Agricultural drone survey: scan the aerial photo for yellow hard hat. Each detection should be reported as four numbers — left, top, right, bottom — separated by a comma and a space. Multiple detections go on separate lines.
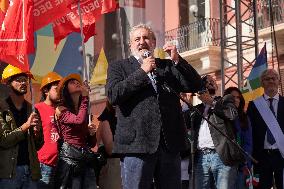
40, 72, 62, 90
57, 73, 82, 98
1, 65, 33, 83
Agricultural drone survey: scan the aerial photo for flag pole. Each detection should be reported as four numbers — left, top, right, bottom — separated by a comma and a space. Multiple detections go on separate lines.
117, 7, 125, 59
77, 1, 88, 81
29, 79, 35, 112
77, 0, 91, 123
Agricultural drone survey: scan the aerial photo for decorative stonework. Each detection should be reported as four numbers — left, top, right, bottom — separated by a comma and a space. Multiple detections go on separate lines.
180, 46, 221, 75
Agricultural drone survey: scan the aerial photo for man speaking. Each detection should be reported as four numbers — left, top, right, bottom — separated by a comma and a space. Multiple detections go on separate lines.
106, 23, 202, 189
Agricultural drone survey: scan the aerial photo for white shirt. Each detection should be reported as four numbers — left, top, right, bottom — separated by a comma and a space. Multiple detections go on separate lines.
197, 104, 215, 149
263, 93, 279, 149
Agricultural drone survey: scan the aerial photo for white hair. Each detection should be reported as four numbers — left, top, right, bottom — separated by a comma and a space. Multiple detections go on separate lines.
260, 69, 279, 81
129, 23, 156, 42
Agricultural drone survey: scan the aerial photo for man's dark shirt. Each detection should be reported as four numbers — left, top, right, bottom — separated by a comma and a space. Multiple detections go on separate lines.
6, 97, 29, 165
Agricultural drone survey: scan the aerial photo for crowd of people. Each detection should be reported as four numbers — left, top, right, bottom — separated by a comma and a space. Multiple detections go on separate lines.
0, 23, 283, 189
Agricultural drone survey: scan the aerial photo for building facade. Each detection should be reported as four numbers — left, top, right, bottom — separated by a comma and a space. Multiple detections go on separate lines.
90, 0, 284, 116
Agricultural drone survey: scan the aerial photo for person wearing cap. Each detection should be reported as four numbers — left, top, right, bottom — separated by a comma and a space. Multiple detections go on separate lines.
53, 73, 97, 189
35, 72, 62, 189
0, 65, 44, 189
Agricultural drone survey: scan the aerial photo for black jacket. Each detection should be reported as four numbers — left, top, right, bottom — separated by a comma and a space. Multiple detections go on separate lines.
106, 56, 201, 154
183, 95, 244, 166
247, 95, 284, 164
0, 99, 44, 180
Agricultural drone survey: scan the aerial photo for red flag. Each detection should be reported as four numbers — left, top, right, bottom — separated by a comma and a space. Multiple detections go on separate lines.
0, 0, 9, 24
102, 0, 118, 13
52, 0, 118, 47
34, 0, 77, 31
52, 0, 102, 47
0, 0, 33, 71
0, 0, 34, 55
0, 54, 30, 72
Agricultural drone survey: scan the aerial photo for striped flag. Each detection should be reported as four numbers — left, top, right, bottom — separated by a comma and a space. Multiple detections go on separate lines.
241, 44, 268, 103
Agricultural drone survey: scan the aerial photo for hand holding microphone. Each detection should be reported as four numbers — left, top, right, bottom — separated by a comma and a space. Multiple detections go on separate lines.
140, 50, 156, 74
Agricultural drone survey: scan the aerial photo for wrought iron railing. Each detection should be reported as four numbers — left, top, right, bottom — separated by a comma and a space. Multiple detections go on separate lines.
257, 0, 284, 30
165, 18, 220, 53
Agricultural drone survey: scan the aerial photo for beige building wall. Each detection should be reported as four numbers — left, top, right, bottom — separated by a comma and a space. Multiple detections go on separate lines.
165, 0, 179, 31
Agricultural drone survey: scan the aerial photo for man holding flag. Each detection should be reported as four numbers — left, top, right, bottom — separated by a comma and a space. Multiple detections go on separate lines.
247, 69, 284, 189
0, 65, 44, 189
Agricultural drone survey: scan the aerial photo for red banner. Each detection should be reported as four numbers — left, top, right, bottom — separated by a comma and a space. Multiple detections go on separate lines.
0, 0, 34, 56
0, 54, 29, 72
52, 0, 102, 47
52, 0, 118, 47
0, 0, 9, 24
0, 0, 32, 71
102, 0, 118, 13
34, 0, 75, 30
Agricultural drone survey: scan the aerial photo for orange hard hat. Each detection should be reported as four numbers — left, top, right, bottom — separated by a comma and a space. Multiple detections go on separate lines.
2, 65, 33, 83
40, 72, 62, 90
57, 73, 82, 98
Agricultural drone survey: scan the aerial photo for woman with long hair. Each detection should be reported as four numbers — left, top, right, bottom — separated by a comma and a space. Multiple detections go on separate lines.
224, 87, 252, 189
54, 73, 97, 189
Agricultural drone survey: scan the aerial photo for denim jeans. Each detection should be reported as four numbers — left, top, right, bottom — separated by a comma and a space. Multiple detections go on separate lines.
120, 146, 181, 189
0, 165, 37, 189
37, 163, 56, 189
195, 151, 235, 189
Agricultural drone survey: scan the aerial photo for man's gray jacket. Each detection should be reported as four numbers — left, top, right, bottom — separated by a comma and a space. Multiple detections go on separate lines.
106, 56, 202, 154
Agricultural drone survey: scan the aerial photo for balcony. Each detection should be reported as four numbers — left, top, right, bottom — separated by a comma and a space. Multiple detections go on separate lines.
165, 18, 221, 74
257, 0, 284, 30
257, 0, 284, 55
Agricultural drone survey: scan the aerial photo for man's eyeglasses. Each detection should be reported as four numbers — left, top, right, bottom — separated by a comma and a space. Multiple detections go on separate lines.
263, 77, 278, 81
14, 76, 28, 83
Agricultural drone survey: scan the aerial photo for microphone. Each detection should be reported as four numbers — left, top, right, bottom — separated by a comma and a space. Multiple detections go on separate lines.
142, 50, 151, 59
141, 50, 158, 84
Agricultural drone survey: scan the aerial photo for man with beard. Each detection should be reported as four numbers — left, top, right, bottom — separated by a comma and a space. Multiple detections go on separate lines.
0, 65, 44, 189
183, 75, 242, 189
106, 23, 202, 189
35, 72, 62, 189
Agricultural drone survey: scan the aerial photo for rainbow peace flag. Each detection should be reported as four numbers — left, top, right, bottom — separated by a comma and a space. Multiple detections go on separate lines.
241, 44, 268, 103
